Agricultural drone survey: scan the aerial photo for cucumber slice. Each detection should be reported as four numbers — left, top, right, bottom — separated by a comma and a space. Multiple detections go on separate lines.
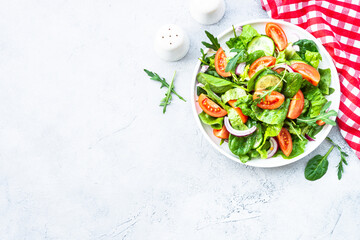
247, 36, 275, 56
255, 73, 283, 92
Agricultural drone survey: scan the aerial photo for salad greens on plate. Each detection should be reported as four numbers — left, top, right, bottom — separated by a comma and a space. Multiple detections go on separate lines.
196, 22, 337, 163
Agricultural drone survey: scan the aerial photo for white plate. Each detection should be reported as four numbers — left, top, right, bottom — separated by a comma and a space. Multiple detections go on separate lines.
191, 19, 340, 168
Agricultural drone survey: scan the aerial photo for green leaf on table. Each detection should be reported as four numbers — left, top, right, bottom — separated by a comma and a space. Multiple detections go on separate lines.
202, 31, 220, 51
305, 145, 334, 181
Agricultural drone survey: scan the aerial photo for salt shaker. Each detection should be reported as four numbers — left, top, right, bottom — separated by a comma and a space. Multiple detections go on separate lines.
190, 0, 225, 25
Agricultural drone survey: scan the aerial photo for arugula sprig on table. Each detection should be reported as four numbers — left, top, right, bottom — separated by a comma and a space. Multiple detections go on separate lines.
304, 137, 349, 181
201, 31, 220, 51
326, 137, 349, 180
144, 69, 186, 113
297, 101, 337, 126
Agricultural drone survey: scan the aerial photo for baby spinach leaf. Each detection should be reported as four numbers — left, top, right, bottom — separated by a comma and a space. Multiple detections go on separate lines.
318, 68, 332, 95
238, 154, 250, 163
305, 145, 334, 181
198, 111, 224, 129
197, 73, 238, 94
305, 50, 322, 68
228, 133, 256, 156
252, 98, 290, 124
246, 50, 265, 65
221, 88, 247, 104
256, 123, 283, 158
282, 72, 303, 98
199, 84, 227, 109
228, 108, 248, 130
234, 95, 257, 119
293, 39, 319, 60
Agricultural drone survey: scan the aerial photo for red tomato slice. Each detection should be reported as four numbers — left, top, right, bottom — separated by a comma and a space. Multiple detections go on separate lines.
277, 128, 293, 157
214, 47, 231, 78
198, 94, 227, 117
228, 100, 248, 123
265, 22, 288, 51
316, 120, 326, 126
287, 90, 304, 119
248, 56, 276, 78
253, 91, 285, 109
291, 62, 320, 86
275, 68, 285, 74
213, 125, 229, 139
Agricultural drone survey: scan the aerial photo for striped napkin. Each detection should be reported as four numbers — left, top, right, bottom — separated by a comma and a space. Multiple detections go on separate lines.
260, 0, 360, 159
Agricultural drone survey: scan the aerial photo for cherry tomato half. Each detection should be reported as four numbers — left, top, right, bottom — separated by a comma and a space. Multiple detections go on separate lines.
248, 56, 276, 79
228, 100, 248, 123
291, 62, 320, 86
213, 125, 230, 139
277, 128, 293, 157
265, 22, 288, 51
198, 94, 227, 118
316, 120, 326, 126
214, 47, 231, 78
287, 90, 304, 119
253, 91, 285, 110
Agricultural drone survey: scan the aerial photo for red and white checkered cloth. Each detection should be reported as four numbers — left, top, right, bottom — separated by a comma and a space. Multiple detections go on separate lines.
260, 0, 360, 159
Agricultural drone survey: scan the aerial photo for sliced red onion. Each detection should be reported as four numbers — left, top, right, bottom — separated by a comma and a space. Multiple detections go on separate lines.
235, 26, 243, 34
305, 134, 315, 141
200, 65, 209, 73
235, 63, 246, 75
267, 137, 279, 158
224, 116, 257, 137
272, 64, 294, 72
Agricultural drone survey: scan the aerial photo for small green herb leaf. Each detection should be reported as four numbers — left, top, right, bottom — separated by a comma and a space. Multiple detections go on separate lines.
225, 49, 247, 73
202, 31, 220, 51
160, 71, 176, 113
326, 137, 349, 180
305, 145, 334, 181
297, 101, 337, 126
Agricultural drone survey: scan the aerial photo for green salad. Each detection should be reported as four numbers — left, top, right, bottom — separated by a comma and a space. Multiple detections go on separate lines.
196, 23, 337, 163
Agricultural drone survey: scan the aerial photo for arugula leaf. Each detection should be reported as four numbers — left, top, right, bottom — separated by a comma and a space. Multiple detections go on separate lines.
198, 111, 224, 129
305, 145, 334, 181
318, 68, 332, 95
202, 31, 220, 51
225, 49, 247, 73
144, 69, 186, 102
159, 71, 176, 113
285, 120, 305, 140
297, 101, 337, 126
326, 137, 349, 180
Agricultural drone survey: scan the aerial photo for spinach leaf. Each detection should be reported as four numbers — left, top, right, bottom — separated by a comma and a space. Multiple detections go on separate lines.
249, 150, 260, 158
256, 123, 283, 158
293, 39, 319, 60
246, 50, 265, 65
228, 108, 248, 130
199, 84, 227, 109
301, 99, 310, 115
228, 133, 256, 156
202, 31, 220, 51
197, 73, 238, 94
252, 98, 290, 124
221, 88, 247, 104
318, 68, 332, 95
303, 87, 327, 118
279, 136, 308, 159
305, 145, 334, 181
282, 72, 303, 97
305, 50, 322, 68
305, 124, 324, 139
198, 111, 224, 129
238, 154, 250, 163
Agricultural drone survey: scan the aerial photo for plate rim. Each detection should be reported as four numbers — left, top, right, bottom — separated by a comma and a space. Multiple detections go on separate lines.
190, 18, 340, 168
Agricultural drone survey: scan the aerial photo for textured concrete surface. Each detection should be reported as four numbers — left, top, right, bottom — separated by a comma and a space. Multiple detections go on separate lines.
0, 0, 359, 239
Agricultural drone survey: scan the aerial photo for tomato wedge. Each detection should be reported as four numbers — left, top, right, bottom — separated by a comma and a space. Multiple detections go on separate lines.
291, 62, 320, 86
198, 94, 227, 117
213, 125, 229, 139
248, 56, 276, 78
228, 100, 248, 123
265, 22, 288, 51
274, 68, 285, 74
277, 128, 293, 157
287, 90, 304, 119
316, 120, 326, 126
253, 91, 285, 109
214, 47, 231, 78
